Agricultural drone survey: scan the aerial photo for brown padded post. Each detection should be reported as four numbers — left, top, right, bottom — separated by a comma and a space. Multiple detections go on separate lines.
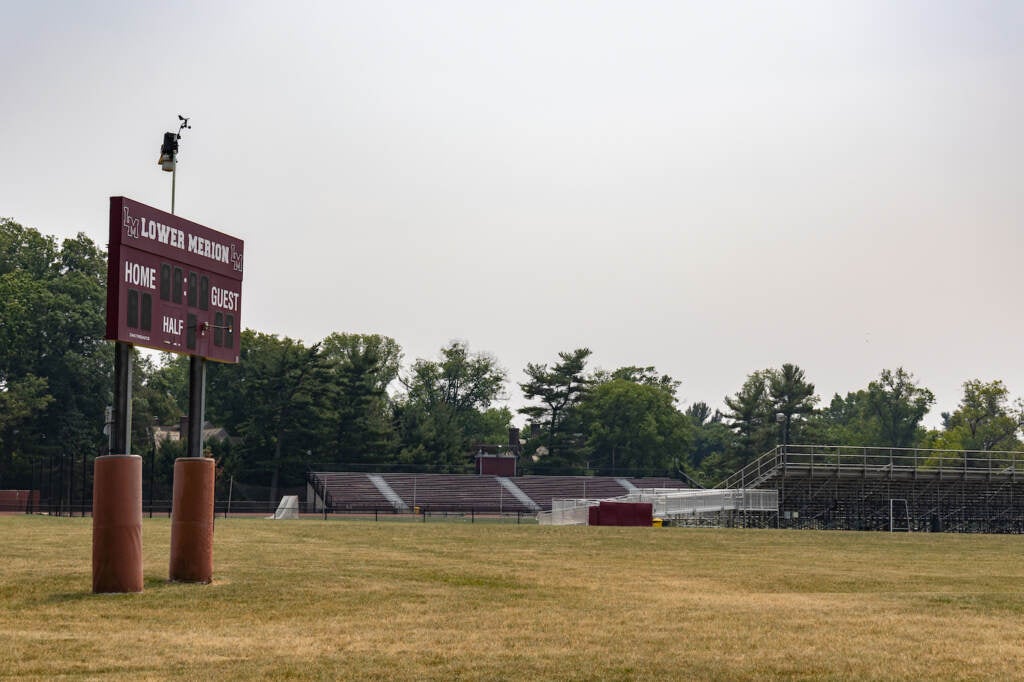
169, 457, 215, 583
92, 455, 143, 593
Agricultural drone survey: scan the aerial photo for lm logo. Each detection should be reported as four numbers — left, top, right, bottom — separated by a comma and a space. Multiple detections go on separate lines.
231, 244, 244, 273
122, 207, 140, 240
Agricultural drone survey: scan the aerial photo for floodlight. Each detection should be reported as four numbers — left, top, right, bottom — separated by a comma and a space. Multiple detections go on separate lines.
159, 132, 178, 172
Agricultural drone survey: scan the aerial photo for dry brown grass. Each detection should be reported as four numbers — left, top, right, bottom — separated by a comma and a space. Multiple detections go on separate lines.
2, 515, 1023, 680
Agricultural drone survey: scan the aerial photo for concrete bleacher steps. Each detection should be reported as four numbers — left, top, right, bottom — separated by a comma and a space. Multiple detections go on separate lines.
368, 474, 409, 512
496, 477, 541, 512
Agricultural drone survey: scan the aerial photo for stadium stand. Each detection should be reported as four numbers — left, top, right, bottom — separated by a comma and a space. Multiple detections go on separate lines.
315, 472, 392, 511
0, 490, 38, 512
512, 475, 637, 510
624, 477, 693, 490
381, 474, 534, 513
306, 472, 694, 513
718, 445, 1024, 532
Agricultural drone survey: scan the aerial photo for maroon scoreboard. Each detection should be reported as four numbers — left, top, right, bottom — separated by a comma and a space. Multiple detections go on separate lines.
106, 196, 244, 363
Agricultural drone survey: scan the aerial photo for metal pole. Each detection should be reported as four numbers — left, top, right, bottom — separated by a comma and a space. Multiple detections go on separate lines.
67, 452, 73, 516
28, 458, 35, 514
57, 453, 64, 516
227, 475, 233, 518
81, 449, 87, 517
171, 162, 176, 215
187, 356, 206, 457
149, 437, 156, 518
112, 341, 133, 454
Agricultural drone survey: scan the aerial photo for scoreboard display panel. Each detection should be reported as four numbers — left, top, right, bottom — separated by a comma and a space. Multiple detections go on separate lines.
106, 196, 244, 363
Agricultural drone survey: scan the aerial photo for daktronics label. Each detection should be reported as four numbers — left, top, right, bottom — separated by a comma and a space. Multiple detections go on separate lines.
106, 197, 244, 363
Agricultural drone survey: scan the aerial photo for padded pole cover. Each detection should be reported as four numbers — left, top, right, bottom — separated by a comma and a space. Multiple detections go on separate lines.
92, 455, 143, 593
169, 457, 215, 583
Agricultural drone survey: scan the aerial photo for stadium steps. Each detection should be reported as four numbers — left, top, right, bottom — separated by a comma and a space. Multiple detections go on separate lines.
496, 477, 541, 512
368, 474, 409, 512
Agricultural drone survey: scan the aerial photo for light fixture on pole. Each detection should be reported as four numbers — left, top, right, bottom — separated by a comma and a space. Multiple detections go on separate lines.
158, 115, 190, 214
158, 132, 177, 171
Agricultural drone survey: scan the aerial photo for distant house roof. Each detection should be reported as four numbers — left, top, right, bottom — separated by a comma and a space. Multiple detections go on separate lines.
153, 423, 232, 447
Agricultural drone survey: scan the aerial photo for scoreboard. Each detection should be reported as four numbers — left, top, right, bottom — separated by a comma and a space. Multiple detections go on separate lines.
106, 197, 244, 363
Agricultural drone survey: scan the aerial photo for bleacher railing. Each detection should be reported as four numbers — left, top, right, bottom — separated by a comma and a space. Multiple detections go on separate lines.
717, 444, 1024, 490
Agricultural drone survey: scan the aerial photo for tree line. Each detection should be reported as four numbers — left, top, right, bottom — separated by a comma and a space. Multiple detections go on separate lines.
2, 218, 1023, 499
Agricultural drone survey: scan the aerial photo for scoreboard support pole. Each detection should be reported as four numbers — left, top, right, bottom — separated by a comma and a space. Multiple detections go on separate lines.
186, 355, 206, 458
92, 340, 144, 593
112, 341, 133, 454
169, 352, 215, 583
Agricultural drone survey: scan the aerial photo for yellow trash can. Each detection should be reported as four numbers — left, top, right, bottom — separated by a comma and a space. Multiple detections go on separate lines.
652, 518, 663, 528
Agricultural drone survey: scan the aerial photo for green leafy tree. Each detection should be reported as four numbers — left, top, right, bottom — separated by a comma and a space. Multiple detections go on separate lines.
803, 369, 933, 451
768, 363, 818, 445
518, 348, 592, 470
0, 375, 53, 484
929, 380, 1023, 456
576, 378, 692, 475
865, 368, 934, 448
592, 365, 680, 396
465, 406, 514, 446
320, 332, 402, 466
723, 370, 774, 465
206, 330, 330, 501
145, 353, 190, 420
804, 391, 877, 446
0, 219, 110, 487
685, 402, 731, 480
396, 341, 507, 472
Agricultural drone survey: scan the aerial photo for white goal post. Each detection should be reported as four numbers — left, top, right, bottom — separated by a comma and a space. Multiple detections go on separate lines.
267, 495, 300, 520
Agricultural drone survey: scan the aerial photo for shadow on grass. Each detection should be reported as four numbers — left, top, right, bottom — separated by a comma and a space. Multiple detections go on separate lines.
44, 574, 220, 602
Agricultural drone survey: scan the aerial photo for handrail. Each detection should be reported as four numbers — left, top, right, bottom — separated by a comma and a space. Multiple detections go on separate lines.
305, 470, 332, 511
716, 445, 1024, 489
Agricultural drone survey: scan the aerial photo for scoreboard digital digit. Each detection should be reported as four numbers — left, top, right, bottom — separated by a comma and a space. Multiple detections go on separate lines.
106, 196, 244, 363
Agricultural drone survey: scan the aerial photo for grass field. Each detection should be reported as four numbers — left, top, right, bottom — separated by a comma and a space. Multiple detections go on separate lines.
2, 516, 1023, 681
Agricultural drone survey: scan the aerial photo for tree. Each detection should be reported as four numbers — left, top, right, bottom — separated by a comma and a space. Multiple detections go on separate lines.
768, 363, 818, 445
576, 379, 692, 475
206, 330, 330, 501
685, 401, 718, 426
932, 380, 1023, 455
141, 353, 190, 426
0, 219, 110, 488
684, 402, 731, 479
320, 332, 402, 466
519, 348, 592, 468
865, 368, 934, 448
723, 370, 774, 465
0, 375, 53, 485
592, 366, 680, 396
804, 391, 876, 446
396, 341, 507, 472
403, 341, 506, 416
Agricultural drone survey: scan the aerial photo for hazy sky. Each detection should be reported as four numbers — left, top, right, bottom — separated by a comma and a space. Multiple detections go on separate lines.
3, 1, 1022, 426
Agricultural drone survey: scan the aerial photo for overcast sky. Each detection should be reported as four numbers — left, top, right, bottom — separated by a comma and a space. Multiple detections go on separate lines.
3, 1, 1022, 426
